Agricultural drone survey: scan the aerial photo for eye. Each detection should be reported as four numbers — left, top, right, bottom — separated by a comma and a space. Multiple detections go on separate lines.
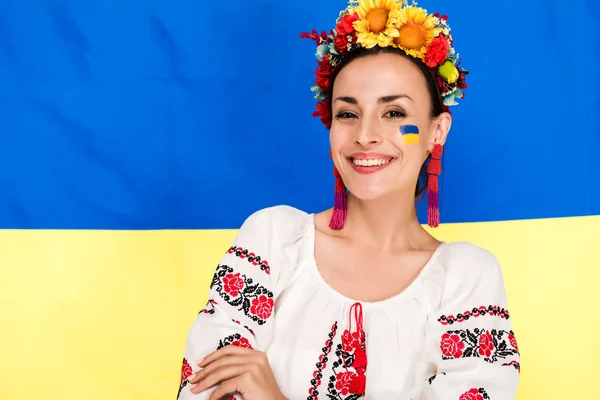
335, 111, 358, 119
385, 110, 407, 119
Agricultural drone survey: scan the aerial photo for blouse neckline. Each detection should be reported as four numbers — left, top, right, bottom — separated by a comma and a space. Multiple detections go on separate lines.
305, 213, 446, 309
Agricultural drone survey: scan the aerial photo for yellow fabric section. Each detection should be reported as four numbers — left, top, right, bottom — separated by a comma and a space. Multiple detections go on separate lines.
1, 215, 598, 399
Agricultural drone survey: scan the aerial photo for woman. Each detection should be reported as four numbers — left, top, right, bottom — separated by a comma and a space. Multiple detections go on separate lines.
177, 1, 520, 399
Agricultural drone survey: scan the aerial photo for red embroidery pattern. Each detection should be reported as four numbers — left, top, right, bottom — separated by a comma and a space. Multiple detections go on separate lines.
440, 329, 519, 364
176, 358, 193, 398
211, 264, 274, 325
227, 246, 270, 274
459, 387, 490, 400
326, 303, 367, 400
308, 322, 338, 399
438, 305, 510, 325
198, 299, 217, 314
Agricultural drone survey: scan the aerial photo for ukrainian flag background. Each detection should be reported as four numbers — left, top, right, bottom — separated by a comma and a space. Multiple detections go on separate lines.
1, 0, 599, 399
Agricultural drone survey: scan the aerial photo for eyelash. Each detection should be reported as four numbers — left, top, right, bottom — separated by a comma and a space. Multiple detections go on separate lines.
334, 110, 407, 119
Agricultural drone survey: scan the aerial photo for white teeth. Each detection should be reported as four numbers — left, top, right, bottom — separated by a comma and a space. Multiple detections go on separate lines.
352, 158, 391, 167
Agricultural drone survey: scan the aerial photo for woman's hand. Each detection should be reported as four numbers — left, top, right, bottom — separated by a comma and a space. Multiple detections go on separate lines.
188, 345, 286, 400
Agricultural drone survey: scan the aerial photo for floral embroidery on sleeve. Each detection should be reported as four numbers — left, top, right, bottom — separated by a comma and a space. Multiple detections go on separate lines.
440, 329, 519, 365
438, 305, 510, 325
177, 358, 193, 398
459, 387, 490, 400
227, 245, 271, 274
211, 264, 274, 325
217, 332, 255, 350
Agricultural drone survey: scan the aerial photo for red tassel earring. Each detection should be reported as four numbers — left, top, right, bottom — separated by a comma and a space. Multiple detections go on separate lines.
329, 151, 347, 230
427, 143, 443, 228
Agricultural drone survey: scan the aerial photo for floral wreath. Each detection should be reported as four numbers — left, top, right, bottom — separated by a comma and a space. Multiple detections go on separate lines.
300, 0, 469, 129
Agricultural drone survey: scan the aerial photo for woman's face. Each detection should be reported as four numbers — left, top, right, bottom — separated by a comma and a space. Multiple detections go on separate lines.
329, 52, 451, 201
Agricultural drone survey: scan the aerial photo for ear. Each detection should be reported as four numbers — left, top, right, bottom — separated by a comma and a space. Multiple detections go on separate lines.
428, 111, 452, 150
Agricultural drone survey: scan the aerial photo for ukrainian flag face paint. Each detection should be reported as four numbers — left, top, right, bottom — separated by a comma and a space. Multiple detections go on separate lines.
400, 124, 420, 145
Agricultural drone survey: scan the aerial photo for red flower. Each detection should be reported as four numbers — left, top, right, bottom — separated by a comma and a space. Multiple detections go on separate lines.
478, 331, 495, 357
336, 12, 358, 35
250, 295, 274, 320
232, 337, 253, 349
223, 273, 244, 297
312, 100, 332, 129
334, 12, 358, 55
335, 371, 356, 396
424, 35, 449, 67
180, 358, 193, 385
316, 75, 330, 91
508, 334, 519, 351
341, 330, 361, 352
315, 57, 334, 91
459, 388, 483, 400
334, 34, 350, 55
440, 333, 465, 358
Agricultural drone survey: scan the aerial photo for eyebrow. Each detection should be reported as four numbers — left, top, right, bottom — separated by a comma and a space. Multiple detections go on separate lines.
333, 94, 413, 104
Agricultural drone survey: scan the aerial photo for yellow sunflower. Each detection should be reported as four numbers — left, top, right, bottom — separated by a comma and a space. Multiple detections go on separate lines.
353, 0, 402, 48
393, 5, 440, 59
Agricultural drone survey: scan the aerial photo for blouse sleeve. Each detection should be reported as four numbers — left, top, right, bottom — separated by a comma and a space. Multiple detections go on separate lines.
176, 209, 280, 399
420, 244, 521, 400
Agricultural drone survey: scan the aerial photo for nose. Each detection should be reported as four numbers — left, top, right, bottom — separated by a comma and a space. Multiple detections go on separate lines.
354, 116, 382, 147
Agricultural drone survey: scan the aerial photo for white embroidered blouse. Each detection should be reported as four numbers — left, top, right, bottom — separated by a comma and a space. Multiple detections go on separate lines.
177, 206, 520, 400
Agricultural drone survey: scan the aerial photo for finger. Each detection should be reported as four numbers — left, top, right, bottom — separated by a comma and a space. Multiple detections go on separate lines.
208, 376, 247, 400
189, 354, 247, 384
198, 345, 254, 367
190, 364, 248, 394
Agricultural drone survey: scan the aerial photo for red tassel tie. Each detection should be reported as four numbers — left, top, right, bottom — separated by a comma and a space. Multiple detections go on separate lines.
345, 302, 367, 395
329, 151, 347, 230
427, 144, 443, 228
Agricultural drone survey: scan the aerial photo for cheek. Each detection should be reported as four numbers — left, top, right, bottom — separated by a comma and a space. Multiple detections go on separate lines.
329, 125, 352, 152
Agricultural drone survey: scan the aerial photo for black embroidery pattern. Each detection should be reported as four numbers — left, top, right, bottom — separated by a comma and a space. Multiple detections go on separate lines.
211, 264, 274, 325
502, 360, 521, 373
227, 245, 270, 274
177, 380, 188, 399
198, 299, 217, 315
217, 332, 243, 350
307, 322, 338, 400
427, 372, 446, 384
441, 328, 519, 364
438, 305, 510, 325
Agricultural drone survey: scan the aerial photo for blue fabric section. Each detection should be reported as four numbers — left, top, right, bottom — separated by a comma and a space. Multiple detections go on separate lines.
0, 0, 598, 229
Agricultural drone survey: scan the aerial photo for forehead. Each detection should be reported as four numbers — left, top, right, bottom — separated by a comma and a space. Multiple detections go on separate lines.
333, 53, 427, 100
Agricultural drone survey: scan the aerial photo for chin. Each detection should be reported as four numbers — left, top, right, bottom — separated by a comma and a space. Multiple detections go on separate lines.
346, 185, 388, 201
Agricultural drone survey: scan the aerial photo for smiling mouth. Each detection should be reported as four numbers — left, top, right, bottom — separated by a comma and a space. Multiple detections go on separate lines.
348, 157, 396, 167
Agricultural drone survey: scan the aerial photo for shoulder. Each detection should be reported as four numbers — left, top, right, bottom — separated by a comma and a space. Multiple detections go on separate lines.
235, 205, 313, 252
436, 241, 505, 290
239, 205, 311, 233
234, 205, 313, 283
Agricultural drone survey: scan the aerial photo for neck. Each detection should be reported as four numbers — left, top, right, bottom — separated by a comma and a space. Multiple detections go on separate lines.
342, 190, 431, 251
